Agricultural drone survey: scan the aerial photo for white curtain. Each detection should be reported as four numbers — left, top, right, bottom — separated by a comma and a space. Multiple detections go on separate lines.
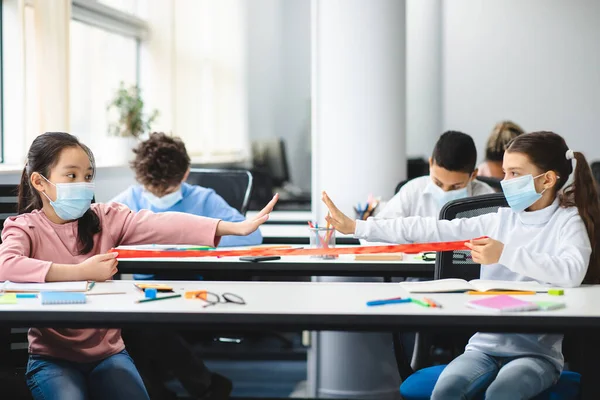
171, 0, 249, 161
32, 0, 71, 136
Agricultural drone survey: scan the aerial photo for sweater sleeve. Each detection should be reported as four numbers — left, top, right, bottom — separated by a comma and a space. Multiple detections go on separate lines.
498, 213, 590, 287
0, 216, 52, 282
100, 203, 221, 247
355, 211, 499, 244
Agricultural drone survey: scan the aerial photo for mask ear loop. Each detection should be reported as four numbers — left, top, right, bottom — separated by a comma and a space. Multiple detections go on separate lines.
38, 174, 56, 203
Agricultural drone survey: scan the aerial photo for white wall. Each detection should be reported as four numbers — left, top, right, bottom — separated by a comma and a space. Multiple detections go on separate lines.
442, 0, 600, 163
405, 0, 442, 158
246, 0, 312, 191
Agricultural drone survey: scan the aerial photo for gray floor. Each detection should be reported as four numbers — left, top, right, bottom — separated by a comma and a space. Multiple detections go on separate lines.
167, 360, 307, 398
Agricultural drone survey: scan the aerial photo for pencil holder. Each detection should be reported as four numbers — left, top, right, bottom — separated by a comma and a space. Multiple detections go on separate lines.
309, 227, 336, 259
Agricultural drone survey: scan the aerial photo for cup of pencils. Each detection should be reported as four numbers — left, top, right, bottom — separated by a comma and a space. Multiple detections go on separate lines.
354, 195, 380, 221
308, 222, 336, 259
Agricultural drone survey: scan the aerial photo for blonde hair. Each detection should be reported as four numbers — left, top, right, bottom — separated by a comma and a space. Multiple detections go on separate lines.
485, 120, 525, 162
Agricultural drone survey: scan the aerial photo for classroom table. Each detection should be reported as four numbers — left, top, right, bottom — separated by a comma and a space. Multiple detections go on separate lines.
247, 210, 313, 225
1, 281, 599, 398
116, 253, 435, 278
259, 224, 360, 245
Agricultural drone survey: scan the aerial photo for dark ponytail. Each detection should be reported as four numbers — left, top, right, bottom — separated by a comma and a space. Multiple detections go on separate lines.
506, 132, 600, 284
565, 152, 600, 284
18, 132, 101, 255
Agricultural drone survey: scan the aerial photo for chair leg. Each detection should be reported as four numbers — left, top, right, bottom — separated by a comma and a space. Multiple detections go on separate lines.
392, 333, 414, 381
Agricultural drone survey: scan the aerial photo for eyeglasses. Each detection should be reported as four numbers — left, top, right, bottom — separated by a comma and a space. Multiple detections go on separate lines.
185, 291, 246, 308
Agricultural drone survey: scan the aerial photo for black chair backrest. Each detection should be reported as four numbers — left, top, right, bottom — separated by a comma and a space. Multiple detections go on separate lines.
407, 158, 429, 180
186, 169, 253, 215
0, 184, 19, 241
475, 176, 503, 192
591, 162, 600, 187
394, 179, 409, 195
435, 193, 508, 281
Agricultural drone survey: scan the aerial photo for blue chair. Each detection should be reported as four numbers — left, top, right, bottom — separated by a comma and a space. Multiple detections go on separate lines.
394, 193, 581, 400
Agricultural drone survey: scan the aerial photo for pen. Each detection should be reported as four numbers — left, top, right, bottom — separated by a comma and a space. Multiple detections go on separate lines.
136, 294, 182, 303
16, 294, 37, 299
423, 297, 443, 308
366, 297, 411, 307
411, 298, 430, 308
88, 281, 96, 291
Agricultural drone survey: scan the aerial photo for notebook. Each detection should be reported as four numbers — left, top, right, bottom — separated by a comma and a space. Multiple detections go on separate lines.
41, 292, 87, 305
0, 281, 90, 293
466, 295, 539, 312
398, 278, 550, 294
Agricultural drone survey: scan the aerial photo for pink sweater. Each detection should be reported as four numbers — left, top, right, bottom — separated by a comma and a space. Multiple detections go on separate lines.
0, 202, 221, 363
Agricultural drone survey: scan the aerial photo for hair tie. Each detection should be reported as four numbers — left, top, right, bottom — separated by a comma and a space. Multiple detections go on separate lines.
565, 149, 575, 160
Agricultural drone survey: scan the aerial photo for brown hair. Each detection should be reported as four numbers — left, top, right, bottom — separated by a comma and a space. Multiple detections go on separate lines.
18, 132, 101, 255
485, 120, 525, 162
506, 131, 600, 284
131, 132, 191, 195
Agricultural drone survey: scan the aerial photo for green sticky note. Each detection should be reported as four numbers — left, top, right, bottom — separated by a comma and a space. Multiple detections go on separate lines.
0, 293, 18, 304
535, 301, 566, 311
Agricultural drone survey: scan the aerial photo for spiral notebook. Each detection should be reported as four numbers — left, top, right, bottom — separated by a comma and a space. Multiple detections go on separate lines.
41, 292, 87, 305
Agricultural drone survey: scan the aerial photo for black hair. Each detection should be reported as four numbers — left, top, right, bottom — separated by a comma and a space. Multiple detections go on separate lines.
18, 132, 101, 255
431, 131, 478, 174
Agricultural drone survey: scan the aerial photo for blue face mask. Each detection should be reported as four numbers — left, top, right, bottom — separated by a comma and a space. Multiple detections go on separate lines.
425, 180, 469, 208
41, 175, 95, 221
142, 188, 183, 210
500, 173, 546, 212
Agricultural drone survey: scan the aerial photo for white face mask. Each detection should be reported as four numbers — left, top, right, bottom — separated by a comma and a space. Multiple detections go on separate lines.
424, 180, 469, 208
142, 188, 183, 210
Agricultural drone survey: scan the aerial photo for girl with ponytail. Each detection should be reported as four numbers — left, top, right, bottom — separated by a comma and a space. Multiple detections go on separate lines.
322, 131, 599, 399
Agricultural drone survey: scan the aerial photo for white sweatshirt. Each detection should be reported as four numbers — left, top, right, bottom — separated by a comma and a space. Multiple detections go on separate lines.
377, 175, 495, 219
355, 199, 591, 371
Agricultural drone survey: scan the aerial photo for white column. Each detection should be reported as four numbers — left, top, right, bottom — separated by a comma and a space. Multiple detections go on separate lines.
309, 1, 406, 399
406, 0, 442, 158
311, 0, 407, 220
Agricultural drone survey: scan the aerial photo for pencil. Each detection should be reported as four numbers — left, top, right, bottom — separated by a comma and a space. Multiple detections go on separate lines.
136, 294, 182, 303
423, 297, 443, 308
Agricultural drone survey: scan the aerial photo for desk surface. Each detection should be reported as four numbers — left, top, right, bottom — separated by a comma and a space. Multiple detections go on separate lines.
2, 280, 599, 333
117, 253, 434, 278
259, 224, 359, 245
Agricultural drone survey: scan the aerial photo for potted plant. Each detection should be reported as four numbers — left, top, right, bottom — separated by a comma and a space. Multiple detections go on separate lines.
104, 82, 159, 164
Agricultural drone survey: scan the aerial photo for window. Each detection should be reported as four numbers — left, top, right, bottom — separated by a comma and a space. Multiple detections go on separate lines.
1, 0, 147, 165
70, 20, 138, 163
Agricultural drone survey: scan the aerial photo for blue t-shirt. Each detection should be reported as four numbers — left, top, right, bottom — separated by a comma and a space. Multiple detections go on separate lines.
111, 182, 262, 248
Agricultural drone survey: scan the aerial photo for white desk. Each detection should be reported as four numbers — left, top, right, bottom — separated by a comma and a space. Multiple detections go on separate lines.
259, 224, 359, 245
2, 280, 599, 332
117, 253, 434, 278
2, 281, 599, 399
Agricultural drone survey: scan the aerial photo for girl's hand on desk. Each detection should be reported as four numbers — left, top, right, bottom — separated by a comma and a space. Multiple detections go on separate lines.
216, 194, 279, 236
322, 191, 356, 235
465, 237, 504, 265
78, 253, 119, 282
